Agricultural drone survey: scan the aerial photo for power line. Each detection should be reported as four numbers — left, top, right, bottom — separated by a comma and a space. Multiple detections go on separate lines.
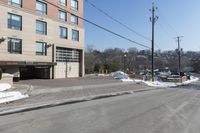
157, 9, 178, 36
85, 0, 151, 42
44, 0, 150, 49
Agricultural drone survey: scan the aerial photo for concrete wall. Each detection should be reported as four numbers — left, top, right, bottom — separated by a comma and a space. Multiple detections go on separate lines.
0, 73, 13, 85
0, 3, 84, 62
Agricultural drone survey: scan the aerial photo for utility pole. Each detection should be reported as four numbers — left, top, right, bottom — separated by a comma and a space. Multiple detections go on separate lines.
150, 3, 158, 82
124, 54, 127, 73
175, 36, 183, 75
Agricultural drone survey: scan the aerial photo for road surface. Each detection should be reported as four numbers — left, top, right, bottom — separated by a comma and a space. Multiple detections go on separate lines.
1, 83, 200, 133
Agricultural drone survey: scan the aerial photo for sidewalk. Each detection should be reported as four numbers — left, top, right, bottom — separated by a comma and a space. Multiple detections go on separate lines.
0, 80, 154, 115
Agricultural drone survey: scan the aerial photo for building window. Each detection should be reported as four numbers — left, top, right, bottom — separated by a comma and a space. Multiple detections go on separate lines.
8, 38, 22, 54
8, 0, 22, 8
59, 0, 67, 6
36, 0, 47, 15
36, 20, 47, 35
59, 10, 67, 21
72, 29, 79, 41
71, 14, 78, 25
56, 47, 80, 62
36, 42, 47, 56
8, 13, 22, 31
59, 26, 68, 39
71, 0, 78, 10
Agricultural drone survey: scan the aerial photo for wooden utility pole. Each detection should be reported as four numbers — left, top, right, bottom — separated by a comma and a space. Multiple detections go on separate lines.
175, 36, 183, 75
150, 3, 158, 82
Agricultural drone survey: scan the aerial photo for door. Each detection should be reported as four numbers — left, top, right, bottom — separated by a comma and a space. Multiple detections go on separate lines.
66, 62, 79, 78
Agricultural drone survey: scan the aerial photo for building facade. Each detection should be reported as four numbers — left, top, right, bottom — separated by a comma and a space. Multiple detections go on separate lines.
0, 0, 84, 80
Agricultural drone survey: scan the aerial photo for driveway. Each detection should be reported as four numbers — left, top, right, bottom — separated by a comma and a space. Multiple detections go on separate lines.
15, 76, 120, 89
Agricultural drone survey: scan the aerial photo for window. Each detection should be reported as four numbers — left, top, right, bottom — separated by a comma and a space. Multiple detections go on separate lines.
59, 26, 68, 39
71, 0, 78, 10
71, 14, 78, 25
56, 47, 80, 62
8, 0, 22, 8
36, 42, 47, 56
8, 13, 22, 30
59, 0, 67, 6
8, 38, 22, 54
36, 0, 47, 15
72, 29, 79, 41
36, 20, 47, 35
59, 10, 67, 21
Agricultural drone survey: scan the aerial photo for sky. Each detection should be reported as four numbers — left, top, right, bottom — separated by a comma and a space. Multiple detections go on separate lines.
84, 0, 200, 52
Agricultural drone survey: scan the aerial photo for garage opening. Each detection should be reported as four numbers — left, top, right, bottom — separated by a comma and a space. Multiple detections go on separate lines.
56, 47, 81, 78
20, 66, 50, 80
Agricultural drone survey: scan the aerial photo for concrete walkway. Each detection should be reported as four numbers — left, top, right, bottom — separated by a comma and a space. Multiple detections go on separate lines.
0, 78, 154, 115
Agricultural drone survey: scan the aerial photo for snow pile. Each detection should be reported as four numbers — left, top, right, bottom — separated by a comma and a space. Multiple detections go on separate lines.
142, 81, 177, 88
0, 91, 28, 104
134, 76, 199, 88
180, 76, 199, 85
111, 71, 133, 82
0, 83, 12, 91
121, 78, 134, 82
0, 83, 28, 104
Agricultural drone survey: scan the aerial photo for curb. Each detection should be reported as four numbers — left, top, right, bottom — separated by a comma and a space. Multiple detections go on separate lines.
0, 88, 158, 116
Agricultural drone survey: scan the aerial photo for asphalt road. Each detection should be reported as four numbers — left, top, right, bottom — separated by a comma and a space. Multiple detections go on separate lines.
1, 85, 200, 133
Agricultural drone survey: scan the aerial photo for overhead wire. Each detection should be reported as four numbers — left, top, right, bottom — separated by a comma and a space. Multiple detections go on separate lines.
42, 0, 150, 49
157, 9, 178, 36
85, 0, 151, 42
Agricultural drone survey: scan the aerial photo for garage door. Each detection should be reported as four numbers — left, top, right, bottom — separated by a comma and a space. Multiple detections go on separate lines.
66, 62, 79, 78
55, 62, 79, 78
55, 62, 67, 78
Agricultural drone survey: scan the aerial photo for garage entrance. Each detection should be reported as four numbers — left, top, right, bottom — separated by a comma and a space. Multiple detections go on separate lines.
55, 62, 79, 78
20, 66, 51, 80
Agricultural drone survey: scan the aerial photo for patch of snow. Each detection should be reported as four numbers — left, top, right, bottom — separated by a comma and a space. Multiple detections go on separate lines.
111, 71, 133, 82
111, 71, 129, 79
143, 81, 177, 88
134, 79, 143, 83
0, 91, 28, 104
0, 83, 12, 92
178, 76, 199, 85
0, 83, 29, 104
134, 76, 199, 88
121, 78, 133, 82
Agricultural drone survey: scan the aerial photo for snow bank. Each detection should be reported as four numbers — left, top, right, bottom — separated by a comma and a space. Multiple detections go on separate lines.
142, 81, 177, 87
180, 76, 199, 85
121, 78, 134, 82
111, 71, 128, 79
0, 83, 12, 92
134, 76, 199, 88
111, 71, 133, 82
0, 83, 29, 104
0, 91, 28, 104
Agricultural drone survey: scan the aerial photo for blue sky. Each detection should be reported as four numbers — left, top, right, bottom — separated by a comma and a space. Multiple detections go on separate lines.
84, 0, 200, 51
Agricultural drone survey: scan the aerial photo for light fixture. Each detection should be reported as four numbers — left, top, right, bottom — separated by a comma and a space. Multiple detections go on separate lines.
46, 43, 54, 48
0, 36, 6, 43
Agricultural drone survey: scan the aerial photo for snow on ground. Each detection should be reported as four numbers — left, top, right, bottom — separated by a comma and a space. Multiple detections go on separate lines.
0, 91, 28, 104
0, 83, 29, 104
134, 76, 199, 88
180, 76, 199, 85
121, 78, 134, 82
0, 83, 12, 91
111, 71, 133, 82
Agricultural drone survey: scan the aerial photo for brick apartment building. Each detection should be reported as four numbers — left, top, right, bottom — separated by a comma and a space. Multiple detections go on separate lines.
0, 0, 84, 80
